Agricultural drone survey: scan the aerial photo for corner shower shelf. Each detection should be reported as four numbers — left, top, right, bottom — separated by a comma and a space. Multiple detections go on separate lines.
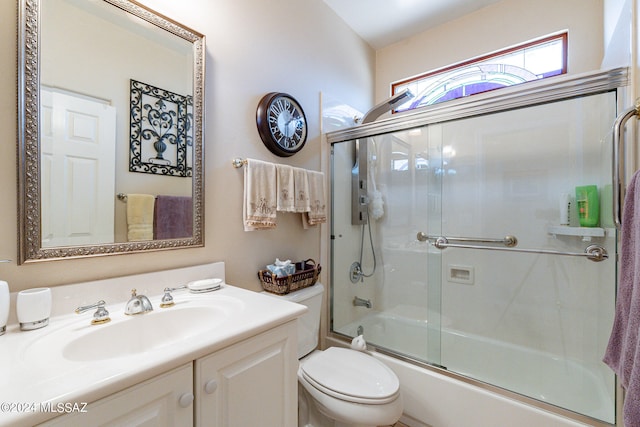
546, 225, 611, 241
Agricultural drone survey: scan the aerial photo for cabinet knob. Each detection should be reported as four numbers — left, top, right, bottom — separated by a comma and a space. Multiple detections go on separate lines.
178, 392, 194, 408
205, 379, 218, 394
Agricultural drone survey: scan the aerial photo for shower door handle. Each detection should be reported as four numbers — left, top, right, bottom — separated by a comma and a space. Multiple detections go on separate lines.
612, 100, 640, 230
417, 232, 518, 247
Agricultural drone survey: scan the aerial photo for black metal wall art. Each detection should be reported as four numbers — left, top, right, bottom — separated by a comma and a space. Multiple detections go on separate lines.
129, 79, 193, 177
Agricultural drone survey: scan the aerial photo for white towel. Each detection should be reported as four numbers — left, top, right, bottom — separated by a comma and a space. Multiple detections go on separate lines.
126, 194, 155, 241
294, 167, 310, 213
305, 170, 326, 226
243, 159, 277, 231
276, 164, 295, 212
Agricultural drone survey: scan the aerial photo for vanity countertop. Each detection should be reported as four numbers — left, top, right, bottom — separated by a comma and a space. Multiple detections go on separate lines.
0, 276, 306, 426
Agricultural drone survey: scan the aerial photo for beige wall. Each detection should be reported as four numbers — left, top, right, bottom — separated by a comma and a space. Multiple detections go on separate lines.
375, 0, 605, 103
1, 0, 374, 293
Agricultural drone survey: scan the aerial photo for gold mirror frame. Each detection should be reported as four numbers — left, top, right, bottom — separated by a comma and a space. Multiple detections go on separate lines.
17, 0, 205, 263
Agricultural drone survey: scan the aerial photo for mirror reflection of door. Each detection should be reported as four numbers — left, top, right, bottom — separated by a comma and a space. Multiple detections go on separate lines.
40, 87, 116, 247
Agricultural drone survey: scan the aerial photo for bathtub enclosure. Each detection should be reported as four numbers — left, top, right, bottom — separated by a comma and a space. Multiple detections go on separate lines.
328, 68, 629, 426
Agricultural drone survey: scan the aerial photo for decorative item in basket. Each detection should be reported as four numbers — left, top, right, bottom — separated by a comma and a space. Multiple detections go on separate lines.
259, 259, 321, 295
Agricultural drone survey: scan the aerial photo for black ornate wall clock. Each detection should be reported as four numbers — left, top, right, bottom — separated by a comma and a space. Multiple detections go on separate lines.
256, 92, 308, 157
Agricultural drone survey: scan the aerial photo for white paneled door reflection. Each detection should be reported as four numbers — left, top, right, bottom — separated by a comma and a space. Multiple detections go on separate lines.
41, 88, 116, 247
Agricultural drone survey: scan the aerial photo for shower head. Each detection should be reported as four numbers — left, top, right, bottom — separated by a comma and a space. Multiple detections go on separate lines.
360, 89, 414, 124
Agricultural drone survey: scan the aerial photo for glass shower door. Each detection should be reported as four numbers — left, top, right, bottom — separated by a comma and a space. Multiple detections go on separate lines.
330, 89, 618, 424
433, 91, 617, 423
330, 128, 444, 367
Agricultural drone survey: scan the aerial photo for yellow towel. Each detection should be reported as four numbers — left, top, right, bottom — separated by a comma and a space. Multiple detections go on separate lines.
305, 170, 326, 226
126, 194, 155, 241
243, 159, 277, 231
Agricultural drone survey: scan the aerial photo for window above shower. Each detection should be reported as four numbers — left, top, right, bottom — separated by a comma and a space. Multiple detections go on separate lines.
391, 32, 567, 111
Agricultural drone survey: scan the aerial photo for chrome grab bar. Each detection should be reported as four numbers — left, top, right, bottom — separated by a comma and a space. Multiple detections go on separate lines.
613, 100, 640, 230
424, 236, 608, 262
416, 232, 518, 247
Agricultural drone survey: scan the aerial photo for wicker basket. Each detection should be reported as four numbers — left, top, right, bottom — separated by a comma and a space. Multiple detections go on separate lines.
258, 259, 321, 295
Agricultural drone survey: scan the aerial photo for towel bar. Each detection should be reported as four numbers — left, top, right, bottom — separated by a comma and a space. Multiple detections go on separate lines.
416, 232, 517, 247
232, 158, 247, 168
427, 237, 608, 262
116, 193, 158, 202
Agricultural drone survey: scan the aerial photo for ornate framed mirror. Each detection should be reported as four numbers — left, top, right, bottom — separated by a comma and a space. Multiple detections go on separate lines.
17, 0, 205, 263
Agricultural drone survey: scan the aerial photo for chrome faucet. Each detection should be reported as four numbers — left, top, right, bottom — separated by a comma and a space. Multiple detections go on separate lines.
124, 289, 153, 315
353, 296, 372, 309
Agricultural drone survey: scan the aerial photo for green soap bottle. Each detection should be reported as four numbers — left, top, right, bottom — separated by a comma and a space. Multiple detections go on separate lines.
575, 185, 599, 227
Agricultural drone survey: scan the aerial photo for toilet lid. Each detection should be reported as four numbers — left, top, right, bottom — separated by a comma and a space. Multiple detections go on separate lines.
301, 347, 400, 403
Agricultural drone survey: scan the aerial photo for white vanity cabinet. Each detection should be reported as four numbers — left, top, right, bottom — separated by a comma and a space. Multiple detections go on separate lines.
37, 321, 298, 427
39, 363, 194, 427
195, 321, 299, 427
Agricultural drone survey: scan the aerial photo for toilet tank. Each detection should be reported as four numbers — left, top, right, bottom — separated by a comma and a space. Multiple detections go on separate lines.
263, 283, 324, 358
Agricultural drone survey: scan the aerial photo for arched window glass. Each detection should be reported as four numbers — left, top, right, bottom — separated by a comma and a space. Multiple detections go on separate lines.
392, 33, 567, 111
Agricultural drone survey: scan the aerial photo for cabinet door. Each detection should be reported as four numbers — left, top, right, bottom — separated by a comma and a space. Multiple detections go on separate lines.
39, 363, 194, 427
195, 321, 298, 427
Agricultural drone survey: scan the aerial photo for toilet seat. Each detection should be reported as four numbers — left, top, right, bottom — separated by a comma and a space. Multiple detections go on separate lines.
300, 347, 400, 405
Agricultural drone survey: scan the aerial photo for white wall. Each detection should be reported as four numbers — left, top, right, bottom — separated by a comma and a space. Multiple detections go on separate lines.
602, 0, 633, 69
375, 0, 604, 104
0, 0, 374, 292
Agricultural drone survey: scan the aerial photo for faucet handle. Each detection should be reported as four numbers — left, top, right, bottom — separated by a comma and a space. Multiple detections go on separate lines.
160, 286, 186, 308
75, 300, 110, 325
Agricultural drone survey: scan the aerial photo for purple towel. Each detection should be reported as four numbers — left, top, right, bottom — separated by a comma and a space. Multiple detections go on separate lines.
604, 169, 640, 426
153, 196, 193, 239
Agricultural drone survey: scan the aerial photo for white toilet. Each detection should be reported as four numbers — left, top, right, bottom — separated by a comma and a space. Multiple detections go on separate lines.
265, 283, 403, 427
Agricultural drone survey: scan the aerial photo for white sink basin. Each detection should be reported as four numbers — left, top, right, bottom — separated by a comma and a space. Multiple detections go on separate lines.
64, 305, 225, 361
20, 294, 245, 363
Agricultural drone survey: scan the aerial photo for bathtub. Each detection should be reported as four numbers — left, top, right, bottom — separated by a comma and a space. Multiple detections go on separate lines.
328, 311, 616, 427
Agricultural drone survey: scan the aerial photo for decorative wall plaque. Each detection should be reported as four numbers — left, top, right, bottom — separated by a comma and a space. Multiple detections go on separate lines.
129, 79, 193, 177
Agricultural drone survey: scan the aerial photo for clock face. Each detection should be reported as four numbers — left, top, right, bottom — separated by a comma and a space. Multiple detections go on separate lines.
256, 93, 307, 157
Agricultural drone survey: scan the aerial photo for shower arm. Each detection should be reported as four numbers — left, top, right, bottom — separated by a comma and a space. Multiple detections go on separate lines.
360, 89, 414, 124
613, 99, 640, 230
